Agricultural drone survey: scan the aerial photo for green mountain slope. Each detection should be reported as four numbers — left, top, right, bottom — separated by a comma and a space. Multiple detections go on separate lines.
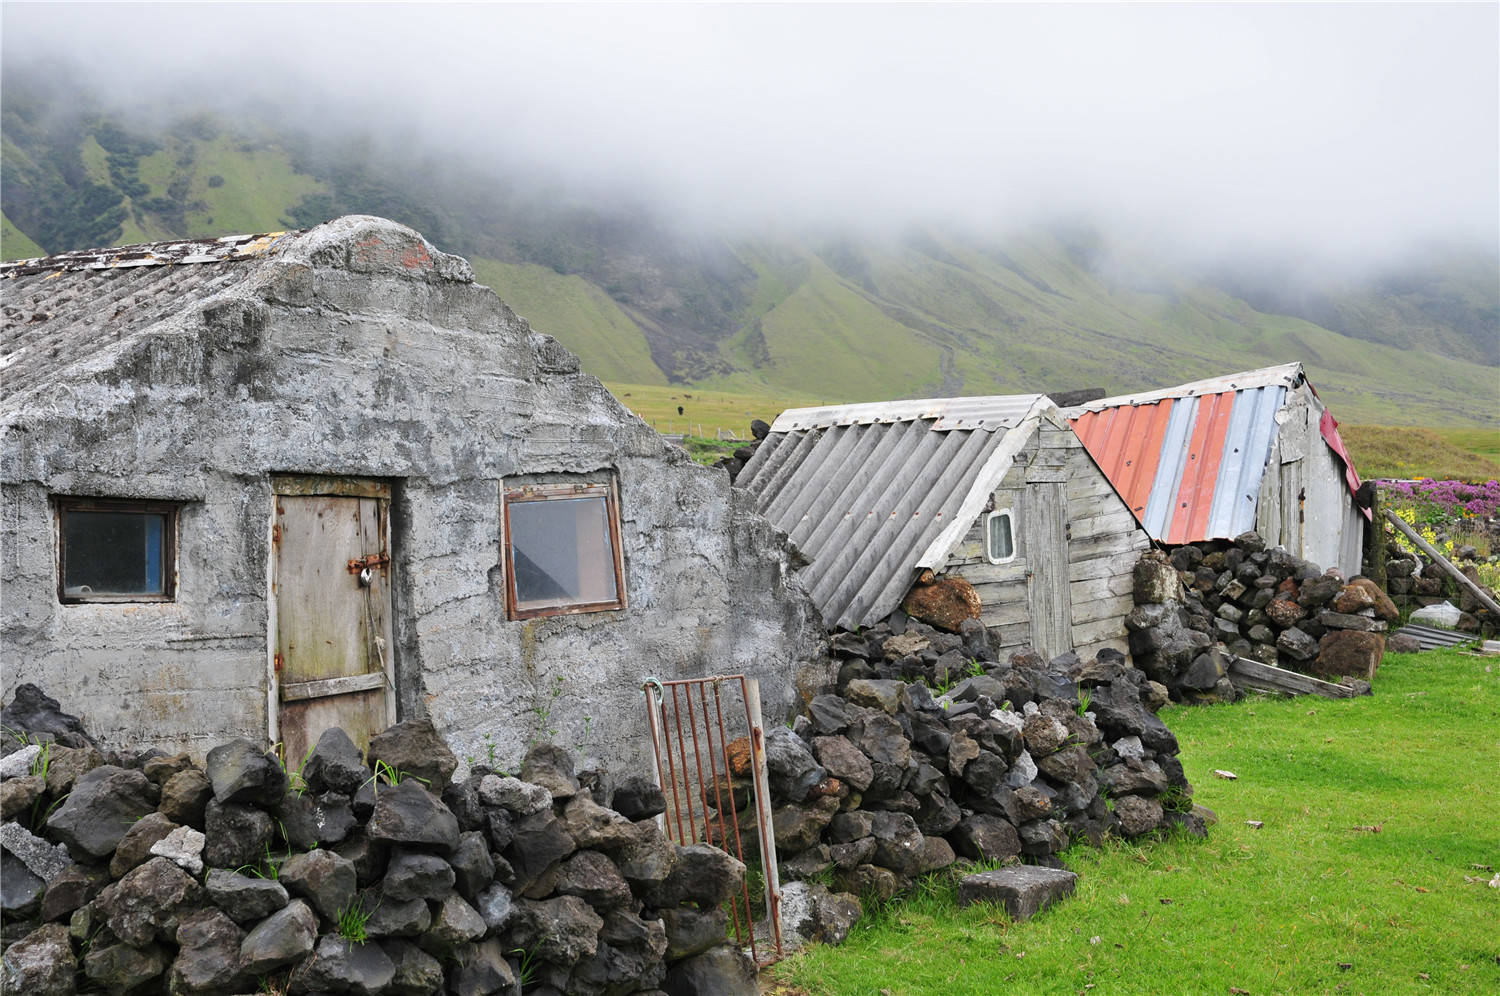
469, 258, 665, 385
3, 81, 1494, 431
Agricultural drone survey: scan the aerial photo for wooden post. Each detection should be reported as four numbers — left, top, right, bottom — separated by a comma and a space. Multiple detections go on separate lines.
1367, 487, 1386, 590
1383, 509, 1500, 618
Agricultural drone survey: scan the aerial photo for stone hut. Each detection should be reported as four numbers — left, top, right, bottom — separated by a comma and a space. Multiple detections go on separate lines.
0, 216, 824, 764
1067, 362, 1369, 577
735, 396, 1151, 661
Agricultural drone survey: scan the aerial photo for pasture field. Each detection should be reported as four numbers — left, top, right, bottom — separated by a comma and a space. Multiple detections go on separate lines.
770, 648, 1500, 996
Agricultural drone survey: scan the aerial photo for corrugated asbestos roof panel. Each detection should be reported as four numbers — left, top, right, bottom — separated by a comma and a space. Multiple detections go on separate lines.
1070, 383, 1287, 544
740, 397, 1048, 629
769, 394, 1045, 433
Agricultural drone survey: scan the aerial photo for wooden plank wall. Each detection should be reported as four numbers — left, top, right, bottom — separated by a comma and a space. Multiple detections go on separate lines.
1043, 425, 1149, 661
946, 427, 1148, 663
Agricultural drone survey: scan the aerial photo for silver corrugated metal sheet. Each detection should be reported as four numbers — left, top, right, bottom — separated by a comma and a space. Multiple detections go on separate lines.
1069, 369, 1293, 545
1067, 362, 1304, 413
1393, 624, 1477, 651
739, 395, 1053, 629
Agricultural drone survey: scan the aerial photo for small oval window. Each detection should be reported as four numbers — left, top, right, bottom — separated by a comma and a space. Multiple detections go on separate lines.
985, 509, 1016, 565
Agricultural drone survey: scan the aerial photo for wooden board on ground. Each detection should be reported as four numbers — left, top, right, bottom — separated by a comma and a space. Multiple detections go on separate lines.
1226, 656, 1364, 699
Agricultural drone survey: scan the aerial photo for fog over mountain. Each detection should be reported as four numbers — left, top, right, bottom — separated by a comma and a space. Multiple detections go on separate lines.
5, 2, 1496, 274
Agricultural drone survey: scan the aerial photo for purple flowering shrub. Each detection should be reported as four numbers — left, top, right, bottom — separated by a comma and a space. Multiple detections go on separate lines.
1380, 479, 1500, 527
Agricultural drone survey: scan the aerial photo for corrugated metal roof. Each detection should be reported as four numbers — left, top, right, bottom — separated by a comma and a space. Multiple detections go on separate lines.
1068, 368, 1293, 544
769, 394, 1045, 433
1068, 362, 1305, 412
1393, 623, 1476, 650
739, 395, 1055, 629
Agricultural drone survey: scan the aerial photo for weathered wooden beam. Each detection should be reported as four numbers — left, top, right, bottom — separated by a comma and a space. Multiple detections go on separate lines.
1226, 656, 1361, 699
1383, 509, 1500, 618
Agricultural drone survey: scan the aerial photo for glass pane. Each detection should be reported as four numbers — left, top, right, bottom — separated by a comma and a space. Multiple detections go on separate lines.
63, 511, 167, 596
988, 512, 1014, 561
510, 496, 618, 610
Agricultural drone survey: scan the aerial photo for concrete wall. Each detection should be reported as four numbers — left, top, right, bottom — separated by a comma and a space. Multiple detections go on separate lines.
0, 216, 827, 767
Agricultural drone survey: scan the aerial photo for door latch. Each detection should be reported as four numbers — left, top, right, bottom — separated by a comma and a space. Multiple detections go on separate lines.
346, 554, 390, 575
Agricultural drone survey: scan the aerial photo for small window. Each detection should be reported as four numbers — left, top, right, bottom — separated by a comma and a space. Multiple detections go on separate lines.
503, 481, 625, 619
985, 509, 1016, 565
57, 498, 178, 602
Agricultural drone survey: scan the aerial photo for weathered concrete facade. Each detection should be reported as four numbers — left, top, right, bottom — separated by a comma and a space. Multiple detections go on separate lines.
1, 216, 826, 765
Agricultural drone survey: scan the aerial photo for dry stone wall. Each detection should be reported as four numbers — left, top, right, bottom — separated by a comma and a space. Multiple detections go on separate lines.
1126, 533, 1398, 702
711, 616, 1206, 903
1, 687, 761, 996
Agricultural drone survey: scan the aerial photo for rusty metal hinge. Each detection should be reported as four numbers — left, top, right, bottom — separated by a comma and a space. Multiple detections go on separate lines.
274, 653, 284, 673
346, 554, 390, 573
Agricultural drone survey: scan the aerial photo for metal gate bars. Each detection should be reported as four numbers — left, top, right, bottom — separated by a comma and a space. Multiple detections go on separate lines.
642, 675, 782, 964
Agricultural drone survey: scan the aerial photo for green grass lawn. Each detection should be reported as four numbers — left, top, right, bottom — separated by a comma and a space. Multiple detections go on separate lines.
770, 648, 1500, 995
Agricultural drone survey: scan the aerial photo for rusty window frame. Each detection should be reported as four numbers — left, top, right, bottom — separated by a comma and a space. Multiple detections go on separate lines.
55, 497, 180, 604
502, 479, 626, 620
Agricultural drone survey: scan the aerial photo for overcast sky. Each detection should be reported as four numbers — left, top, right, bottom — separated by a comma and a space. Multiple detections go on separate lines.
5, 2, 1497, 267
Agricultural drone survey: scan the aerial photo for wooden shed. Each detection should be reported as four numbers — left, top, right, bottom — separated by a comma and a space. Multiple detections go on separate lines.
1067, 363, 1368, 576
736, 395, 1151, 661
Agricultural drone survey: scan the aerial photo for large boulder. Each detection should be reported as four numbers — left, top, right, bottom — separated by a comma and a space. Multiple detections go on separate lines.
204, 738, 287, 807
109, 811, 180, 879
1334, 578, 1399, 621
45, 765, 156, 859
518, 742, 579, 800
239, 899, 318, 974
169, 908, 246, 994
158, 769, 213, 828
0, 921, 75, 995
295, 935, 396, 995
956, 864, 1078, 921
664, 944, 757, 996
901, 574, 982, 632
204, 868, 289, 924
203, 800, 274, 869
368, 719, 458, 793
94, 857, 204, 946
383, 850, 455, 902
301, 727, 371, 796
508, 894, 603, 965
1314, 630, 1386, 682
764, 726, 827, 801
278, 847, 357, 921
649, 843, 747, 908
83, 941, 168, 993
0, 684, 97, 751
367, 779, 460, 851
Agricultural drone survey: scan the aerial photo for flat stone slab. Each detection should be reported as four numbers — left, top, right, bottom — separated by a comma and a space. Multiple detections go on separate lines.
956, 864, 1078, 921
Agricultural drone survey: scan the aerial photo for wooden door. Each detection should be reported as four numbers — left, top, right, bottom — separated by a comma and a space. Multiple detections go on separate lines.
1024, 481, 1073, 660
271, 477, 395, 767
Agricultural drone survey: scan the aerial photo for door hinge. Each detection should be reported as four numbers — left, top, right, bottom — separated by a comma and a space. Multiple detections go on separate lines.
271, 523, 282, 544
346, 554, 391, 573
274, 653, 284, 674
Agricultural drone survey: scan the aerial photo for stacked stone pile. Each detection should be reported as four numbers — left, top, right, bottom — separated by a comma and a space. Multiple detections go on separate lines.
1383, 546, 1495, 635
1126, 534, 1398, 704
709, 617, 1203, 904
0, 686, 762, 996
712, 420, 771, 482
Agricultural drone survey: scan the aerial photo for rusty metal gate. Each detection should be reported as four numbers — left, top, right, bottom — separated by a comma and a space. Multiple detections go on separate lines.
643, 675, 782, 963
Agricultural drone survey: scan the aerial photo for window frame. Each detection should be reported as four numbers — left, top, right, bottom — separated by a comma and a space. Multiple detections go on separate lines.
55, 497, 180, 604
984, 508, 1017, 566
502, 479, 626, 620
